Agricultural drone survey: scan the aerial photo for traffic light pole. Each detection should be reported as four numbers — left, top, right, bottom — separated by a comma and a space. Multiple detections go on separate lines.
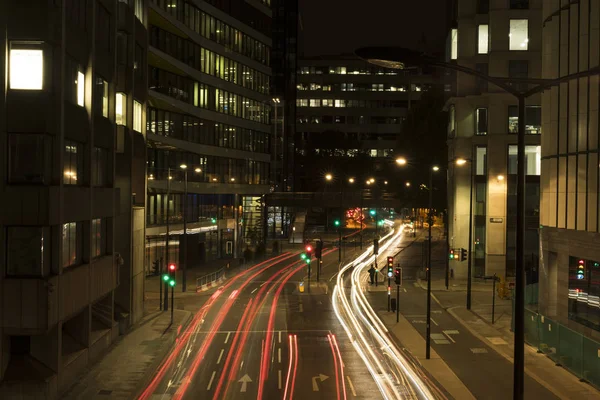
338, 227, 342, 262
164, 167, 171, 312
467, 148, 474, 310
426, 168, 433, 360
387, 276, 391, 312
396, 284, 400, 323
171, 283, 174, 325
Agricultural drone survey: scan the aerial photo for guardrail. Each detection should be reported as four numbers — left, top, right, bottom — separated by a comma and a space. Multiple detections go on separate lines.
195, 267, 226, 292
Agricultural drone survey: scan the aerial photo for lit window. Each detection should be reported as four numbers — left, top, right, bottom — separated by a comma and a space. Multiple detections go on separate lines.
370, 149, 378, 157
448, 104, 456, 138
9, 46, 43, 90
508, 145, 540, 175
91, 218, 106, 258
509, 19, 528, 50
77, 70, 85, 106
309, 99, 320, 107
64, 140, 82, 185
476, 147, 487, 176
451, 28, 458, 60
133, 100, 142, 132
95, 78, 109, 117
478, 25, 489, 54
116, 92, 126, 125
62, 222, 80, 268
335, 100, 345, 108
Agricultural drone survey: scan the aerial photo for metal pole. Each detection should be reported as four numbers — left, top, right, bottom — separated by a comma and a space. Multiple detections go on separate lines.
388, 276, 391, 312
445, 167, 450, 290
360, 193, 363, 249
514, 95, 526, 400
182, 171, 187, 292
339, 183, 343, 262
396, 284, 400, 322
426, 168, 432, 360
159, 256, 163, 308
170, 284, 174, 325
280, 100, 285, 191
492, 274, 497, 325
467, 150, 474, 310
165, 167, 170, 311
273, 101, 278, 190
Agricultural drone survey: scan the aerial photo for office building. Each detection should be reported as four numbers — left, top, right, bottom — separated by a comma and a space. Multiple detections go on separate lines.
295, 55, 435, 192
145, 0, 272, 268
446, 0, 542, 279
540, 1, 600, 342
271, 0, 299, 193
0, 0, 147, 398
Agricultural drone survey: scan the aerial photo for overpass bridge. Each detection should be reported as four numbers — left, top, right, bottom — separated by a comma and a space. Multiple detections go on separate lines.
264, 191, 408, 209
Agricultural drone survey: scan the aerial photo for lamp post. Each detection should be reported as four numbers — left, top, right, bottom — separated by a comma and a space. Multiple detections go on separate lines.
355, 46, 600, 399
180, 164, 188, 292
455, 156, 475, 309
426, 166, 440, 359
164, 168, 171, 311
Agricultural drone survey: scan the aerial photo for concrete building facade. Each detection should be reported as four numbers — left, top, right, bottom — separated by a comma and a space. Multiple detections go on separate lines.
0, 0, 148, 398
447, 0, 543, 280
145, 0, 272, 270
540, 0, 600, 342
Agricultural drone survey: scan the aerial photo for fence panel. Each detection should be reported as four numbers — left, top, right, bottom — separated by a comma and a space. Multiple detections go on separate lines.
538, 316, 560, 364
524, 308, 540, 347
583, 336, 600, 387
557, 324, 584, 379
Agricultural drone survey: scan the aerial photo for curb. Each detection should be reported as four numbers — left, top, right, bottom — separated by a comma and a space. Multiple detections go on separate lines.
132, 309, 194, 399
444, 306, 565, 400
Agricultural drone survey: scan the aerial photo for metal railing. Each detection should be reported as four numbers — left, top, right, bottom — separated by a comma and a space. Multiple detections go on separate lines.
196, 267, 226, 289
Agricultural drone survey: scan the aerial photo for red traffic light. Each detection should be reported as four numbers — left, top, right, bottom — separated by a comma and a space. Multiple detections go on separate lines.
168, 263, 176, 272
306, 245, 313, 252
387, 257, 393, 267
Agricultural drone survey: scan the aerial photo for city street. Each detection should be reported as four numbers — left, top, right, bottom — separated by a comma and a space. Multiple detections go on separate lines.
140, 247, 378, 399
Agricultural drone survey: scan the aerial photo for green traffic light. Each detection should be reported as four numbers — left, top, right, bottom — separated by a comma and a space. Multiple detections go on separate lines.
305, 259, 311, 264
334, 220, 340, 227
169, 279, 176, 287
162, 274, 170, 282
369, 210, 376, 216
300, 253, 307, 260
211, 218, 217, 224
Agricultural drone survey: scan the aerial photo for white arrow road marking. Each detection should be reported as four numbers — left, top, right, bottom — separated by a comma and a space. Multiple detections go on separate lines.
346, 376, 357, 397
312, 374, 329, 391
217, 349, 225, 364
207, 371, 216, 390
238, 374, 252, 392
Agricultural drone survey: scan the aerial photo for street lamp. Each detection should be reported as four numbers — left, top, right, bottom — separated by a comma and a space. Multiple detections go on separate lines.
348, 177, 355, 184
425, 165, 440, 360
405, 182, 411, 187
396, 157, 407, 165
325, 173, 333, 181
355, 46, 594, 399
455, 157, 475, 310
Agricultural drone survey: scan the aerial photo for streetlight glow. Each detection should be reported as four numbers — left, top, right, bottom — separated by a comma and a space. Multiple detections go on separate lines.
497, 175, 505, 181
432, 166, 440, 172
180, 164, 187, 170
405, 182, 411, 187
348, 177, 355, 184
456, 158, 467, 166
384, 181, 388, 185
194, 168, 202, 173
369, 178, 375, 183
396, 157, 407, 165
325, 173, 333, 181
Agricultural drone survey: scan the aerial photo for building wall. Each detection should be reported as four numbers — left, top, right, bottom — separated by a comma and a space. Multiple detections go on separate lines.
540, 0, 600, 341
145, 0, 272, 268
0, 0, 147, 397
447, 0, 542, 279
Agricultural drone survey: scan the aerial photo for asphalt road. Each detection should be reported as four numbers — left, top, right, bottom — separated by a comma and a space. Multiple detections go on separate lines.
367, 233, 560, 400
140, 246, 379, 400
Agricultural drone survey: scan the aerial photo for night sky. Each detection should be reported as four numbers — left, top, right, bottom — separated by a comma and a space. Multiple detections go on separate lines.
299, 0, 449, 56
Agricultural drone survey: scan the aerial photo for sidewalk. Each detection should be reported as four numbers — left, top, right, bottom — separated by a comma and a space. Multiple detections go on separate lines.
60, 309, 192, 399
419, 278, 600, 399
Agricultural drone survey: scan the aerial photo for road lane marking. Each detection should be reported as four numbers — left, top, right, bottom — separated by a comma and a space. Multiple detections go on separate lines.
279, 331, 282, 343
207, 371, 216, 390
260, 282, 267, 287
278, 348, 281, 363
240, 360, 244, 370
217, 349, 225, 364
251, 287, 258, 294
443, 331, 456, 343
224, 332, 231, 344
278, 369, 282, 389
431, 318, 439, 326
403, 288, 407, 292
346, 376, 357, 396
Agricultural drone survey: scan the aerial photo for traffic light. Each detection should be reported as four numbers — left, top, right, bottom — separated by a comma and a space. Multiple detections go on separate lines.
394, 267, 402, 285
305, 245, 313, 259
300, 253, 307, 260
169, 279, 176, 287
387, 257, 394, 277
373, 239, 379, 254
461, 248, 467, 261
315, 240, 323, 258
449, 249, 456, 260
577, 259, 586, 280
162, 274, 170, 282
369, 209, 376, 216
168, 263, 176, 273
334, 219, 341, 227
211, 218, 217, 224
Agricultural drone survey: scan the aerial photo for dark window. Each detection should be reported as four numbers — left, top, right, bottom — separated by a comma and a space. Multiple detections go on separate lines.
476, 108, 488, 135
475, 63, 488, 93
96, 2, 111, 53
117, 32, 128, 65
477, 0, 489, 13
95, 77, 109, 118
65, 0, 86, 30
91, 218, 107, 258
8, 133, 52, 184
510, 0, 529, 9
92, 147, 109, 186
509, 60, 529, 91
6, 227, 45, 276
135, 43, 144, 82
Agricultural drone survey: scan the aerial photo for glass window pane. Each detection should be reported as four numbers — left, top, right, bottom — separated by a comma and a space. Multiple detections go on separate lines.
10, 47, 43, 90
116, 92, 126, 125
476, 147, 487, 175
7, 227, 44, 276
510, 19, 529, 51
478, 25, 489, 54
451, 28, 458, 60
476, 108, 488, 135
